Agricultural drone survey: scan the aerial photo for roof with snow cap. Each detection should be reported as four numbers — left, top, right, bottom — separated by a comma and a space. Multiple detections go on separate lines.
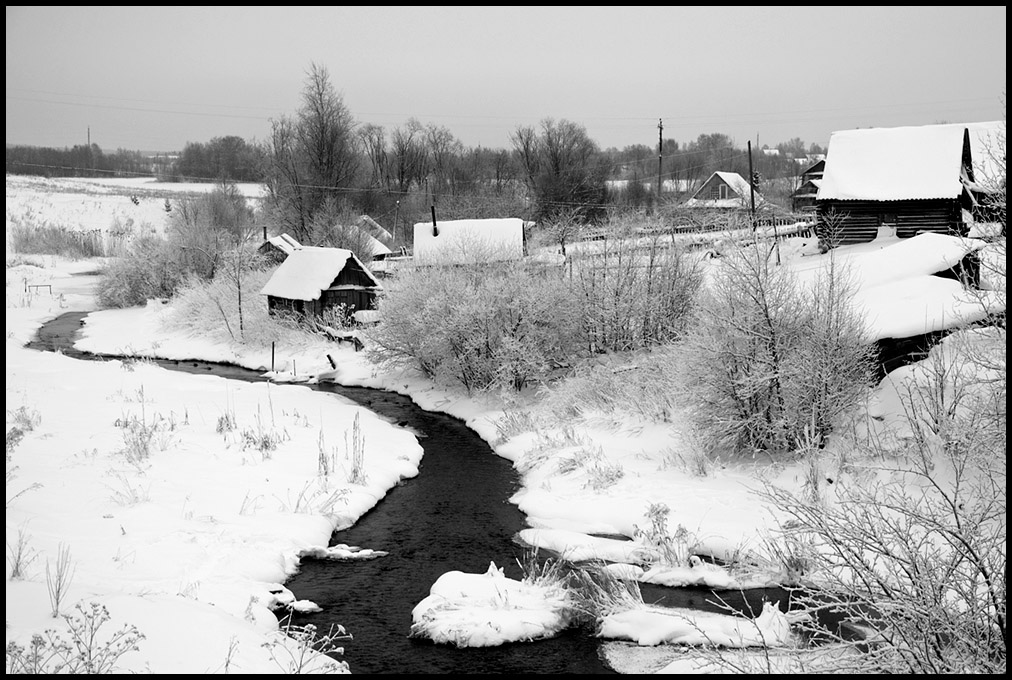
817, 121, 1004, 202
260, 246, 380, 301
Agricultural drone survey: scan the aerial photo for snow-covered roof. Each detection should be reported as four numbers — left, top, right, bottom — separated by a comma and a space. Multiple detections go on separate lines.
260, 246, 380, 301
356, 215, 394, 243
715, 171, 754, 198
817, 121, 1005, 201
262, 232, 301, 255
684, 171, 762, 208
363, 233, 393, 257
413, 218, 526, 264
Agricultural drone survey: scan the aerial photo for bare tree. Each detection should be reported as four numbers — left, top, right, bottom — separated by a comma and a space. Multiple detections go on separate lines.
297, 62, 359, 192
389, 118, 429, 195
263, 115, 312, 242
359, 123, 388, 189
261, 62, 360, 242
510, 118, 608, 224
425, 123, 463, 194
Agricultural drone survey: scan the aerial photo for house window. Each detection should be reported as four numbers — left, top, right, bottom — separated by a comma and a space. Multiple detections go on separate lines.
718, 184, 728, 200
879, 211, 897, 226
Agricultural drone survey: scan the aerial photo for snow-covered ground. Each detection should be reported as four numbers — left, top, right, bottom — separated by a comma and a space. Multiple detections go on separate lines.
5, 175, 1005, 673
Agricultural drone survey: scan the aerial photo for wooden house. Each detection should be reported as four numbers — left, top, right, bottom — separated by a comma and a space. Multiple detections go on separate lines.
791, 159, 825, 212
260, 246, 381, 318
683, 171, 764, 209
412, 218, 529, 266
816, 121, 1004, 246
257, 233, 301, 265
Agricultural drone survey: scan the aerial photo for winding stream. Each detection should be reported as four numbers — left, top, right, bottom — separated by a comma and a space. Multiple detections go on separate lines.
32, 311, 852, 674
28, 311, 616, 674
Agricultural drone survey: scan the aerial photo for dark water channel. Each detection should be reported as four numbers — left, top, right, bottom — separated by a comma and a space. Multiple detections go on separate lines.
32, 311, 860, 673
29, 312, 615, 674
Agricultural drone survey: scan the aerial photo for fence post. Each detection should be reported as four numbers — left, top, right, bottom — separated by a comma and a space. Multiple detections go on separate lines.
271, 341, 275, 372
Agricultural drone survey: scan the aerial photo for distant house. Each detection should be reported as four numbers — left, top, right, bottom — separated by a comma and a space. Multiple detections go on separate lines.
257, 233, 301, 265
816, 121, 1004, 246
311, 219, 393, 264
355, 215, 394, 243
791, 179, 822, 213
683, 171, 763, 209
359, 232, 393, 260
412, 218, 529, 265
791, 160, 826, 213
260, 246, 381, 319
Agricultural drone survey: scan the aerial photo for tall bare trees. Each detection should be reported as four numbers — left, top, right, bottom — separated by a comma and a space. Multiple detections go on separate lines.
511, 118, 608, 224
262, 62, 361, 243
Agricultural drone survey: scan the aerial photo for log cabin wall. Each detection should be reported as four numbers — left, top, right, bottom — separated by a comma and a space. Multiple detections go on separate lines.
816, 199, 963, 246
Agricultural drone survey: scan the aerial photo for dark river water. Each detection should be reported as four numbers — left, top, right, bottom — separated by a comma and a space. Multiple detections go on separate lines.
29, 311, 616, 674
33, 311, 860, 674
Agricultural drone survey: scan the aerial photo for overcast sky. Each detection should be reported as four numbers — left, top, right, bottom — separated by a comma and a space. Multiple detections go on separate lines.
5, 6, 1007, 154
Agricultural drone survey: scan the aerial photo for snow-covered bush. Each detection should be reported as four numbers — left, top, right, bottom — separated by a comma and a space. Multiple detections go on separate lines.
366, 260, 581, 393
681, 236, 874, 458
97, 235, 186, 308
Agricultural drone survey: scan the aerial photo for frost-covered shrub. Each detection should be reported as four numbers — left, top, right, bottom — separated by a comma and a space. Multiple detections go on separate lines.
366, 260, 581, 393
681, 238, 874, 458
97, 236, 186, 308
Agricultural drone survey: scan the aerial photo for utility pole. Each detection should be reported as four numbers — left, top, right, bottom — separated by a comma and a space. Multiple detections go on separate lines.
657, 119, 663, 205
747, 140, 757, 228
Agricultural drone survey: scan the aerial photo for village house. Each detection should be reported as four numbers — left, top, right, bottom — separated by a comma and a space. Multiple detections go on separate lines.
260, 246, 381, 319
412, 217, 530, 266
791, 159, 825, 213
816, 121, 1004, 246
683, 171, 764, 210
256, 232, 301, 265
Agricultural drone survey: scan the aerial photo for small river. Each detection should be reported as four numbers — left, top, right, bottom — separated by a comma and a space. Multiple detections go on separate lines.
34, 311, 853, 674
29, 311, 616, 674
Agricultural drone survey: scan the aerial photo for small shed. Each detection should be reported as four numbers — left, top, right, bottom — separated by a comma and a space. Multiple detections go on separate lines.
412, 218, 528, 265
257, 233, 301, 265
261, 246, 381, 318
816, 121, 1004, 246
683, 171, 763, 209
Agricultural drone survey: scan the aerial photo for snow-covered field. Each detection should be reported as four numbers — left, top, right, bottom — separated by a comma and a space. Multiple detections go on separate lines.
5, 174, 265, 238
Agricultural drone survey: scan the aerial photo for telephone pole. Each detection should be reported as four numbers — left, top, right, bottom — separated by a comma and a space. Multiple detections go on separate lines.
747, 140, 757, 226
657, 119, 663, 205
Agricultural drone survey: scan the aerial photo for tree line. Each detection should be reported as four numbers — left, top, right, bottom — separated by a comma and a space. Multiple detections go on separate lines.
6, 62, 827, 238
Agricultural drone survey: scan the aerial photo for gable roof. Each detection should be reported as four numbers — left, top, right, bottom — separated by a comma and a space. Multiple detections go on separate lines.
261, 232, 301, 255
684, 171, 762, 208
355, 215, 394, 243
260, 246, 380, 301
792, 178, 822, 196
363, 233, 393, 258
817, 121, 1004, 202
800, 159, 825, 176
